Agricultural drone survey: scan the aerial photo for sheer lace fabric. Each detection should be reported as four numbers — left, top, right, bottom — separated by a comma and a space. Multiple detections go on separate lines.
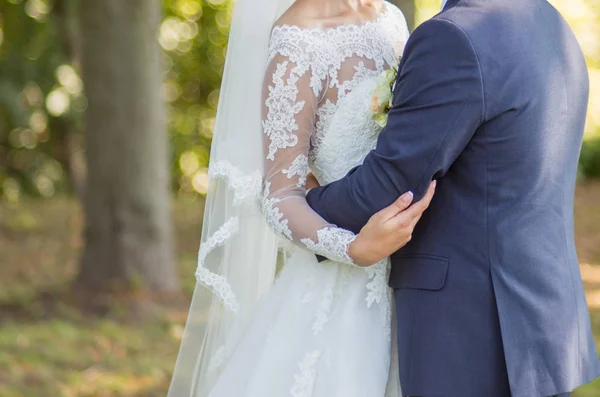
261, 3, 407, 264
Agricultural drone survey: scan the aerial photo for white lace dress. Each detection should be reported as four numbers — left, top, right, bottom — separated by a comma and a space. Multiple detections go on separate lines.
207, 3, 409, 396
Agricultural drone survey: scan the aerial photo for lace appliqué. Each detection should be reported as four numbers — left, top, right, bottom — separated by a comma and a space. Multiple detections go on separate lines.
300, 227, 356, 265
268, 3, 402, 94
261, 182, 293, 240
312, 288, 334, 335
365, 260, 389, 308
300, 274, 317, 303
365, 259, 393, 343
263, 61, 305, 161
291, 351, 322, 397
336, 62, 378, 100
282, 154, 309, 187
208, 161, 262, 205
195, 217, 241, 313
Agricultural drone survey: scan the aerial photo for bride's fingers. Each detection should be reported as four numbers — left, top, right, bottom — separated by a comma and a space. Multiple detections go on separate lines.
377, 191, 414, 221
409, 213, 423, 230
401, 181, 436, 221
386, 181, 435, 237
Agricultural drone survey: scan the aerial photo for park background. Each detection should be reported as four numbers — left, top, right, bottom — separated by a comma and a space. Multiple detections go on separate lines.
0, 0, 598, 395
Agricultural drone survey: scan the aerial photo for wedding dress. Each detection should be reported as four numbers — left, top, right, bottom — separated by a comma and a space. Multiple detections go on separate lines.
201, 3, 410, 396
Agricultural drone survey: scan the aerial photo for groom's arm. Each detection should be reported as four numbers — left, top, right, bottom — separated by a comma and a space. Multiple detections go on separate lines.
307, 18, 484, 233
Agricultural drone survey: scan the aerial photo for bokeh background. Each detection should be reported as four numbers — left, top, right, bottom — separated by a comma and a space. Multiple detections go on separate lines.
0, 0, 598, 396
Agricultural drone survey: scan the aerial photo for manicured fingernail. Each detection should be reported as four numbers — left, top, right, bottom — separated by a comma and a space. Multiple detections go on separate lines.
432, 180, 437, 188
402, 191, 413, 202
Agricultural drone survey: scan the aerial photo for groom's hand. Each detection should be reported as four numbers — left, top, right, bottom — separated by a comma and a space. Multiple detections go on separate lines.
348, 181, 436, 267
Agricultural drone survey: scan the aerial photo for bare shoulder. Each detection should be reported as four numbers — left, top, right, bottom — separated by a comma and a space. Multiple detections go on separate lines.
274, 0, 388, 30
274, 0, 329, 29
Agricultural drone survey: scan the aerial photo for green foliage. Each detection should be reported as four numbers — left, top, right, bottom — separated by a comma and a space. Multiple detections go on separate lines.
0, 315, 177, 396
0, 0, 74, 200
162, 0, 231, 194
580, 137, 600, 179
0, 0, 230, 200
0, 197, 203, 396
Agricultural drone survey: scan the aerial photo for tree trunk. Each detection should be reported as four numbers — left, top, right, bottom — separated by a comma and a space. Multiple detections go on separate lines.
53, 0, 86, 198
391, 0, 416, 32
76, 0, 178, 294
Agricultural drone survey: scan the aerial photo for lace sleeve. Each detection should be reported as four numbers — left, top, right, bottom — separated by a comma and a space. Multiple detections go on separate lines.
261, 45, 357, 265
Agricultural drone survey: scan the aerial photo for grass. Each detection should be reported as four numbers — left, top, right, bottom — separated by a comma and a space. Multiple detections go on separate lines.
0, 195, 204, 397
0, 184, 599, 396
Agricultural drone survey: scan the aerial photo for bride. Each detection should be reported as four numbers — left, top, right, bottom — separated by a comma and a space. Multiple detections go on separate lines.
167, 0, 432, 395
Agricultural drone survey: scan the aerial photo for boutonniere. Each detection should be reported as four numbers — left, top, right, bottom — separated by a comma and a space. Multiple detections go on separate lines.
370, 58, 400, 128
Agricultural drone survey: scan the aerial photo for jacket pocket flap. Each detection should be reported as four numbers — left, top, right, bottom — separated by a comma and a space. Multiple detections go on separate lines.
388, 254, 449, 291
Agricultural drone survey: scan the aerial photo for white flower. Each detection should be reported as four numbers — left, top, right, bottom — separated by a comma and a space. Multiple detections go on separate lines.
373, 113, 389, 128
370, 64, 398, 128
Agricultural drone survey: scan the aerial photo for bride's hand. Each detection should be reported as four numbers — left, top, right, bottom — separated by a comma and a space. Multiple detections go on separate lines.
348, 181, 437, 267
305, 173, 320, 190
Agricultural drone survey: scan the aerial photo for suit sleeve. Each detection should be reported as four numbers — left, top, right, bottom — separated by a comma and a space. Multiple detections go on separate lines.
306, 18, 485, 233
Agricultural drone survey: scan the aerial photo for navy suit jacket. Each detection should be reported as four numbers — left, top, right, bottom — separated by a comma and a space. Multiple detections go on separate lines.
307, 0, 600, 396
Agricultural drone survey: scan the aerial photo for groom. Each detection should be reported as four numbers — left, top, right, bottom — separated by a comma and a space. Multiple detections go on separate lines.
307, 0, 600, 396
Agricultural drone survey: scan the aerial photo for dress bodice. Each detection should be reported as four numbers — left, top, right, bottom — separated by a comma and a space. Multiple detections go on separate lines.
268, 3, 408, 184
260, 1, 409, 264
311, 76, 382, 184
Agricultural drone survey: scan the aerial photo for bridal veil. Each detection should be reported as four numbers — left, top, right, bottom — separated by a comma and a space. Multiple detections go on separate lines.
167, 0, 296, 395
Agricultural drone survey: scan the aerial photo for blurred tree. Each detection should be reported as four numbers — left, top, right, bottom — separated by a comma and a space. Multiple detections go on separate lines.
53, 0, 86, 197
75, 0, 178, 294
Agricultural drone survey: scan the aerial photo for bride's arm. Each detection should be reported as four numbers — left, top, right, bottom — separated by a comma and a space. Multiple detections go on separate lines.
261, 49, 358, 265
306, 18, 485, 233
